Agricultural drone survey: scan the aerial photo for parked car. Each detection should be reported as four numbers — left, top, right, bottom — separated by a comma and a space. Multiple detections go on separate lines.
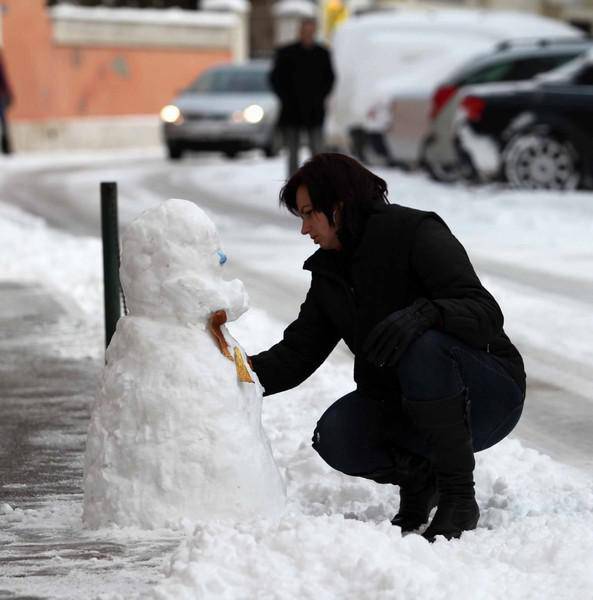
327, 8, 582, 167
450, 49, 593, 190
160, 61, 279, 160
422, 38, 592, 182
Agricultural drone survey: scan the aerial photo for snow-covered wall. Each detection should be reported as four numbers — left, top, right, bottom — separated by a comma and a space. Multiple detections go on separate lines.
10, 115, 161, 153
50, 5, 245, 56
1, 0, 248, 152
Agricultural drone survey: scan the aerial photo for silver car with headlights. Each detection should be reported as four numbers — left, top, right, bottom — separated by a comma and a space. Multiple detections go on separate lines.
160, 61, 279, 160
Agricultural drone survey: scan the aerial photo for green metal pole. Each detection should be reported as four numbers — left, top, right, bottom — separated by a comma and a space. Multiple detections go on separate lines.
101, 181, 121, 350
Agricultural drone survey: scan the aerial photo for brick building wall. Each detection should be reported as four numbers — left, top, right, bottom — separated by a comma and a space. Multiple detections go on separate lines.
0, 0, 243, 149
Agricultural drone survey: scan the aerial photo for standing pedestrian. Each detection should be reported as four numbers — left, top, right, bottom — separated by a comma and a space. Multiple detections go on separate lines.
249, 153, 526, 542
270, 18, 335, 176
0, 51, 13, 155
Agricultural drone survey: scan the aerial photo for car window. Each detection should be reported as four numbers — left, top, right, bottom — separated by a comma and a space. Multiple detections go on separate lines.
460, 53, 581, 85
507, 54, 580, 80
462, 61, 515, 85
189, 69, 270, 93
574, 65, 593, 85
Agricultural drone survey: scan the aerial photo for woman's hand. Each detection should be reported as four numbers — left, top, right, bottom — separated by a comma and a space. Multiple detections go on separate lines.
362, 298, 440, 368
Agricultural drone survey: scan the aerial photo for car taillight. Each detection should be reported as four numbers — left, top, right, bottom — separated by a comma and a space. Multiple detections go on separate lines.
430, 84, 457, 120
460, 96, 486, 122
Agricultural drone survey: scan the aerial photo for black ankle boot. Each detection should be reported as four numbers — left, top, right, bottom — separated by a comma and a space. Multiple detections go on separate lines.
403, 391, 479, 542
390, 470, 438, 532
359, 450, 438, 533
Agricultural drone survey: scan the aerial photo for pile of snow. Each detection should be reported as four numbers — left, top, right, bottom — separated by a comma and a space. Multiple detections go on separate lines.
83, 200, 285, 529
149, 438, 593, 600
0, 503, 14, 515
2, 153, 593, 599
0, 201, 102, 318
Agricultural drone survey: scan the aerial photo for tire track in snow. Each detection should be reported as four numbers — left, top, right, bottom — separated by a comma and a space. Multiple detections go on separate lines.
475, 256, 593, 307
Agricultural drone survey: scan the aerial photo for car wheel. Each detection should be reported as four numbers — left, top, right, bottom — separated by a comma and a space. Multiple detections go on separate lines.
503, 129, 581, 190
167, 144, 183, 161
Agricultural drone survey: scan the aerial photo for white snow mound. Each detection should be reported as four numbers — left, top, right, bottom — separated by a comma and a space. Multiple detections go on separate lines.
82, 199, 286, 529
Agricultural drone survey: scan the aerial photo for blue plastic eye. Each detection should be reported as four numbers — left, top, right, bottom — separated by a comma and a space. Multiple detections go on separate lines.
217, 250, 227, 266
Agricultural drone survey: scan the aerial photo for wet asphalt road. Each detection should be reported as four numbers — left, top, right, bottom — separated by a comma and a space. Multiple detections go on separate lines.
0, 284, 94, 507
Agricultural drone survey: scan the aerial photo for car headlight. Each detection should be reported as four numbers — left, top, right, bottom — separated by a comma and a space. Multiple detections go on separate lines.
160, 105, 182, 124
231, 104, 265, 124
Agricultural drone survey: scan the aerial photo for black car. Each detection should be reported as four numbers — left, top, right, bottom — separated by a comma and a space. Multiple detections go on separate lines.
422, 37, 592, 182
457, 50, 593, 190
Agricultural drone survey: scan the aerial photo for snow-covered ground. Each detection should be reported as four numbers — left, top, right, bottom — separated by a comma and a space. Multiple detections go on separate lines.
1, 150, 592, 599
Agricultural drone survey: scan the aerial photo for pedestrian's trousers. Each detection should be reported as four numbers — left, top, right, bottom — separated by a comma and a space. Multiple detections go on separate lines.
283, 126, 322, 177
0, 110, 10, 155
312, 330, 525, 477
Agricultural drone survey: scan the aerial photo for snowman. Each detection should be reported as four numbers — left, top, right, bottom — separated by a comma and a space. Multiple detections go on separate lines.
83, 199, 286, 529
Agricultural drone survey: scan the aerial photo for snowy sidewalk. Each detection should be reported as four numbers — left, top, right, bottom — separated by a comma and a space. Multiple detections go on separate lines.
0, 281, 179, 599
0, 282, 96, 507
2, 153, 593, 599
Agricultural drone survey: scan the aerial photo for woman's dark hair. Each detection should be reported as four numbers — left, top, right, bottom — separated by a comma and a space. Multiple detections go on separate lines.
279, 153, 389, 244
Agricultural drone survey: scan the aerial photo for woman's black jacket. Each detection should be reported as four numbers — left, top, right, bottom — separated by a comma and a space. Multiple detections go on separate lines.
250, 204, 526, 399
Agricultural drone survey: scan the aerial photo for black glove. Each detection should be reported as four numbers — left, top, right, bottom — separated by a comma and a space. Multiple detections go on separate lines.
362, 298, 440, 368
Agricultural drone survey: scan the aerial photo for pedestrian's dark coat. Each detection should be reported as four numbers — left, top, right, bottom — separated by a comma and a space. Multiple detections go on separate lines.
251, 204, 525, 399
0, 53, 13, 154
269, 42, 335, 128
0, 54, 12, 108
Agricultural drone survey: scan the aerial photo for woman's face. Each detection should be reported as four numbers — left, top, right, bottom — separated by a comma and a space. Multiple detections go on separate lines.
296, 185, 342, 251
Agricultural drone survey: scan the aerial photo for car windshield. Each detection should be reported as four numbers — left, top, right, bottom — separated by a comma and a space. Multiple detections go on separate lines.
188, 68, 270, 93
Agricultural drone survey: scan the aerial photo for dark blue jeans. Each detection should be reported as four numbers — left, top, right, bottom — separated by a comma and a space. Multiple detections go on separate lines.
312, 330, 525, 477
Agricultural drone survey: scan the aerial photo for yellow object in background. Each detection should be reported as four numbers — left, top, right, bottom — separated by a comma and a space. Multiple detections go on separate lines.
324, 0, 349, 39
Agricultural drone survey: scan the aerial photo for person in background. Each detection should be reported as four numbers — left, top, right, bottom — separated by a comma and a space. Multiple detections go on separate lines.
269, 18, 335, 177
249, 153, 526, 542
0, 50, 13, 155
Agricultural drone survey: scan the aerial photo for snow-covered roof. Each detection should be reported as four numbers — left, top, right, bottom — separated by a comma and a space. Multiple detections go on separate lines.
339, 7, 582, 39
272, 0, 317, 18
201, 0, 250, 15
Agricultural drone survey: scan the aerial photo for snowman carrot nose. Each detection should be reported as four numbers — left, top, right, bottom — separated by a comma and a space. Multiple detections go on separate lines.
209, 310, 233, 360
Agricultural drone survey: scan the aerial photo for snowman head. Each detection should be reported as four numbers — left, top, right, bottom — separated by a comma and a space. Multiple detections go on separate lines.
120, 199, 248, 323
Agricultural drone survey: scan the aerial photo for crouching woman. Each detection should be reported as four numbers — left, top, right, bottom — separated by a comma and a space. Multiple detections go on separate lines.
249, 153, 526, 542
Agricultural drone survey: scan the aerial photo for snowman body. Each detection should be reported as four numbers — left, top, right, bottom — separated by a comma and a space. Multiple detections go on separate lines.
83, 199, 286, 529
